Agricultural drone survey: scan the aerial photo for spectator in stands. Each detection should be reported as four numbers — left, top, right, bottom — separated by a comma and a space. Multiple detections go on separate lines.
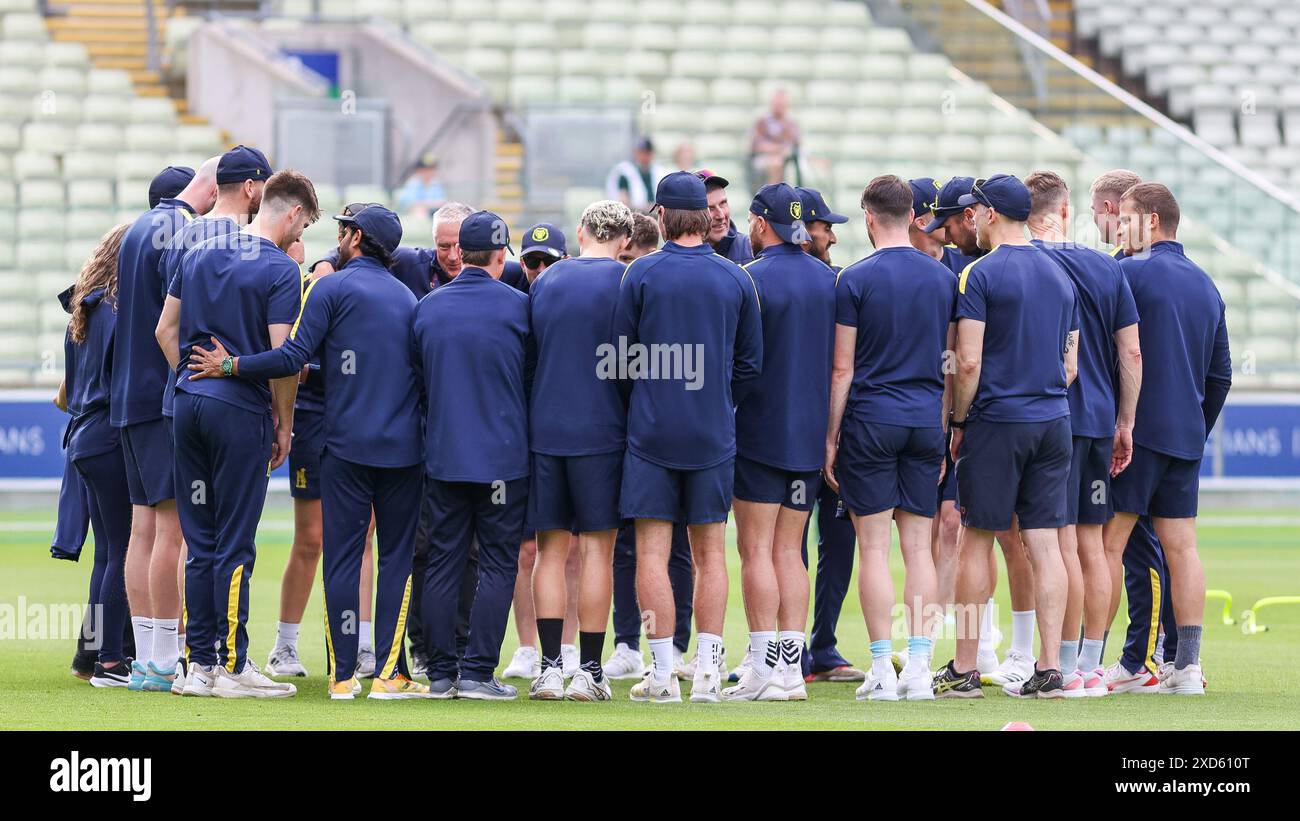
672, 140, 697, 172
605, 136, 668, 210
749, 89, 800, 187
397, 154, 448, 220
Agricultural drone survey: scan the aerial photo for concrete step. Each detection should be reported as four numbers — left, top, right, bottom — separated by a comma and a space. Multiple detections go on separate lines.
53, 29, 148, 44
86, 43, 149, 58
47, 17, 148, 31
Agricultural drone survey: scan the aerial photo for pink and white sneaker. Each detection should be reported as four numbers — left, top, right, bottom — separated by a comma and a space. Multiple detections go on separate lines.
1060, 669, 1088, 698
1104, 662, 1159, 694
1079, 667, 1108, 697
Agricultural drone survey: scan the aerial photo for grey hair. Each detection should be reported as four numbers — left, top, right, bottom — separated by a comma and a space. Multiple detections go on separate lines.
432, 201, 475, 231
580, 199, 635, 243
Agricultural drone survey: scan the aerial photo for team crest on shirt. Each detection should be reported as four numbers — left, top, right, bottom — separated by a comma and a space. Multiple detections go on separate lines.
790, 202, 801, 220
532, 227, 549, 242
295, 468, 307, 489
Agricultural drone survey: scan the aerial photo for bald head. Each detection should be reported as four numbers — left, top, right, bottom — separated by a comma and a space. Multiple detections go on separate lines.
179, 155, 220, 216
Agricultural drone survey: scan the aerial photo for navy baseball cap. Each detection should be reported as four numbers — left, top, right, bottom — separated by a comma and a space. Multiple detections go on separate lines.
521, 223, 566, 259
957, 174, 1032, 221
148, 165, 194, 208
695, 168, 730, 190
750, 182, 812, 244
458, 210, 514, 254
909, 177, 942, 218
923, 176, 976, 233
655, 171, 708, 210
216, 145, 273, 185
335, 204, 402, 255
796, 186, 848, 225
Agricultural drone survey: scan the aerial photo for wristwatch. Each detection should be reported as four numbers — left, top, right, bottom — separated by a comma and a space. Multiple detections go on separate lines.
220, 356, 234, 377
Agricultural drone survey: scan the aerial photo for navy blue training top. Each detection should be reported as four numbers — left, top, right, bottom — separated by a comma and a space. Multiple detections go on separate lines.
63, 288, 119, 461
171, 232, 302, 416
236, 254, 422, 468
1032, 239, 1140, 439
836, 245, 957, 429
941, 244, 981, 276
111, 198, 196, 426
1119, 241, 1232, 459
291, 268, 325, 416
735, 243, 835, 471
528, 256, 626, 456
159, 215, 241, 418
612, 241, 763, 470
412, 266, 531, 483
955, 244, 1079, 423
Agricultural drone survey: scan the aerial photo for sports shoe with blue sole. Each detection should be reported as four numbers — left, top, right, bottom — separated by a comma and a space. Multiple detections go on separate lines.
127, 660, 148, 692
141, 661, 177, 692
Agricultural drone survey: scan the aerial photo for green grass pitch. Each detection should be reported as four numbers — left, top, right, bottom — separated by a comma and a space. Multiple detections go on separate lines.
1, 505, 1297, 730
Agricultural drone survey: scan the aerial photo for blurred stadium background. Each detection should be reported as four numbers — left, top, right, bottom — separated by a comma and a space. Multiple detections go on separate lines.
0, 0, 1294, 499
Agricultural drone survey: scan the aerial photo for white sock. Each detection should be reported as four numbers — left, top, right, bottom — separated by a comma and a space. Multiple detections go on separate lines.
153, 618, 179, 670
695, 633, 723, 675
648, 637, 674, 681
359, 620, 373, 651
1079, 638, 1104, 672
131, 617, 154, 666
276, 621, 300, 650
977, 599, 996, 654
176, 633, 186, 661
749, 631, 777, 678
778, 630, 803, 670
1011, 610, 1036, 657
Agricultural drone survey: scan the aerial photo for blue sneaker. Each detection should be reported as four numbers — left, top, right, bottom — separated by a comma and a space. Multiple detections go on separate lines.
127, 660, 148, 692
141, 660, 177, 692
455, 677, 517, 701
427, 677, 458, 699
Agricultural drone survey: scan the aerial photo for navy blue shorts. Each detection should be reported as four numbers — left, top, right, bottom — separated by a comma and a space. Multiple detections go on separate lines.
1067, 435, 1114, 526
289, 409, 325, 500
733, 455, 821, 511
120, 417, 175, 506
528, 451, 624, 533
937, 436, 958, 505
837, 418, 944, 518
956, 417, 1071, 531
1110, 444, 1201, 519
619, 450, 733, 525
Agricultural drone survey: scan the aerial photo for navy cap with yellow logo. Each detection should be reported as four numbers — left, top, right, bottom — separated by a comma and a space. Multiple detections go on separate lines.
795, 186, 848, 225
216, 145, 273, 185
521, 222, 567, 259
459, 210, 514, 254
923, 175, 976, 233
750, 182, 811, 244
909, 177, 942, 219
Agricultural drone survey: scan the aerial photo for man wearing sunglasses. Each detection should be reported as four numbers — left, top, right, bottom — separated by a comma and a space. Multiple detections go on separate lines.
935, 174, 1079, 700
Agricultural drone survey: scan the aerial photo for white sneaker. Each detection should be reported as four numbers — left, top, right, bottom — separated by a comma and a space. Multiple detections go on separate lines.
266, 644, 308, 677
503, 646, 540, 679
1105, 662, 1160, 694
211, 659, 297, 699
673, 648, 691, 679
528, 666, 565, 700
856, 666, 899, 701
891, 649, 909, 674
565, 669, 613, 701
976, 649, 1000, 678
690, 668, 723, 703
729, 647, 753, 683
629, 672, 681, 703
561, 644, 579, 678
181, 662, 216, 697
897, 663, 935, 701
984, 649, 1034, 687
602, 643, 646, 680
1158, 663, 1205, 696
781, 662, 808, 701
170, 660, 187, 696
722, 667, 787, 701
355, 647, 377, 679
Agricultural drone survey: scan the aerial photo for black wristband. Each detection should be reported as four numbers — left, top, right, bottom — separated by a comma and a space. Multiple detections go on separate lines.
949, 415, 966, 429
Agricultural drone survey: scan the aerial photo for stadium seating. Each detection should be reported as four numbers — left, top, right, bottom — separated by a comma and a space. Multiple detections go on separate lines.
0, 8, 224, 385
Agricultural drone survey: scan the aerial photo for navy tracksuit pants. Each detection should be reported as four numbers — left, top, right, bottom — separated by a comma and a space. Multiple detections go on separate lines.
612, 521, 693, 653
1120, 515, 1179, 674
800, 484, 856, 674
73, 446, 133, 664
53, 451, 91, 559
407, 482, 479, 663
422, 477, 528, 682
321, 452, 421, 682
173, 393, 271, 671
